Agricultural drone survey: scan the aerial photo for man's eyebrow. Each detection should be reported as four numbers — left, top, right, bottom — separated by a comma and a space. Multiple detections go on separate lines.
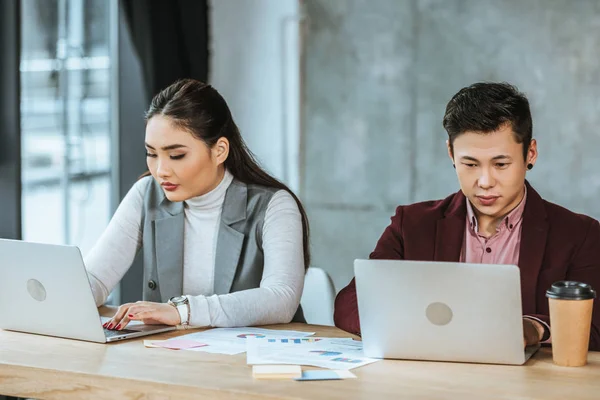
459, 155, 512, 162
491, 155, 512, 160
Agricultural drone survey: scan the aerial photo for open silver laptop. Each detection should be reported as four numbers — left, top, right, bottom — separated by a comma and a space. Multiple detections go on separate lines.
354, 259, 540, 365
0, 239, 176, 343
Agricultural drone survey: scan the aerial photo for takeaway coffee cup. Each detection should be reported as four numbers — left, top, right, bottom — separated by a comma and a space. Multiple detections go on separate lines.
546, 281, 596, 367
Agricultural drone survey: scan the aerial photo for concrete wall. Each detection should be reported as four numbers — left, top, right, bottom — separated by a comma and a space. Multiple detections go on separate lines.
117, 2, 149, 304
210, 0, 302, 191
303, 0, 600, 291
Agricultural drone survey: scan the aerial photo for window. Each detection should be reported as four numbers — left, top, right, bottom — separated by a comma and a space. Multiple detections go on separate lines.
20, 0, 116, 253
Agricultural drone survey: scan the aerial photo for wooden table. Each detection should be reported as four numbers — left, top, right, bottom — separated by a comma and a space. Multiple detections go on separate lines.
1, 308, 599, 399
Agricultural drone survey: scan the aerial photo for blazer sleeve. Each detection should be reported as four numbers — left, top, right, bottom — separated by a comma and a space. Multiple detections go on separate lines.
565, 218, 600, 351
333, 206, 406, 334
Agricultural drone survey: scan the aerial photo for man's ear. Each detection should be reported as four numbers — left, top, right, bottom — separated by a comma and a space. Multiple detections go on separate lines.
526, 138, 538, 167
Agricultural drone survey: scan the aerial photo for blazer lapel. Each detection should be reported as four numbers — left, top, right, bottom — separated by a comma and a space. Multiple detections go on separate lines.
434, 190, 466, 262
517, 182, 549, 314
214, 180, 247, 295
155, 198, 185, 303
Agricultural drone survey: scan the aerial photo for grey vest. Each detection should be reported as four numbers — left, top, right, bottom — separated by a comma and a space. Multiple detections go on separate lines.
140, 178, 305, 322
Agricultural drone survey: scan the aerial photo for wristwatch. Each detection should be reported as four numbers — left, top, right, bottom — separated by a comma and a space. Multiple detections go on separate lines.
168, 295, 190, 326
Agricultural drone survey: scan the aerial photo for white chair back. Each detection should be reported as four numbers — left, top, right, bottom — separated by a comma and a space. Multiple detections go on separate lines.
301, 267, 336, 326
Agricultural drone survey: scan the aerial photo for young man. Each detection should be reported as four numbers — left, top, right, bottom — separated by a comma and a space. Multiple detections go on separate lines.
334, 82, 600, 351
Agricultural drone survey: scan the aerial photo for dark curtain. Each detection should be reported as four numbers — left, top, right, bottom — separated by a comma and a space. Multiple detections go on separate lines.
0, 0, 22, 242
121, 0, 209, 101
0, 1, 21, 398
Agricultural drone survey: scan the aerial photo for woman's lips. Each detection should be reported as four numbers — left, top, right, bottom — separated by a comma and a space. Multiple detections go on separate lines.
161, 182, 179, 192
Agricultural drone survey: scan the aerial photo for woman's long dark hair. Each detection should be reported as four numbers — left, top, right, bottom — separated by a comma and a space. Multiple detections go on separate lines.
143, 79, 310, 270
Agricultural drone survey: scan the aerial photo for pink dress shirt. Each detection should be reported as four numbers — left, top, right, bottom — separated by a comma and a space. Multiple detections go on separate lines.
460, 189, 551, 341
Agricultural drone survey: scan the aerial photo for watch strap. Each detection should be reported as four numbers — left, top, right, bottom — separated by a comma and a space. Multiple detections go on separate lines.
176, 302, 189, 325
169, 296, 190, 326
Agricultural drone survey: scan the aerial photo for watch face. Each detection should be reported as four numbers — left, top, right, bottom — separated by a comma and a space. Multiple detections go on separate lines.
170, 296, 186, 304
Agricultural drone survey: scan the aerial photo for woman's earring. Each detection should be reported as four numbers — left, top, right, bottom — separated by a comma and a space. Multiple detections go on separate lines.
453, 164, 456, 169
527, 163, 533, 170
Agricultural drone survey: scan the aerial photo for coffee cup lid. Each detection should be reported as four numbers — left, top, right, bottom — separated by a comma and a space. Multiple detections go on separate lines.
546, 281, 596, 300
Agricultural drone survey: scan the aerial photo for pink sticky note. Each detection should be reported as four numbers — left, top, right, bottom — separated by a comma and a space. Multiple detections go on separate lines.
152, 339, 207, 350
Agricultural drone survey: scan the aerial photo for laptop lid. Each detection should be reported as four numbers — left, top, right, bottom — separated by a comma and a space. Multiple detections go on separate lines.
0, 239, 177, 343
0, 239, 109, 342
354, 259, 531, 365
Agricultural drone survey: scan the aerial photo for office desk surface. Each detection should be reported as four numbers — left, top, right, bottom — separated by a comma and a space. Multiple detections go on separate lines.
1, 309, 599, 400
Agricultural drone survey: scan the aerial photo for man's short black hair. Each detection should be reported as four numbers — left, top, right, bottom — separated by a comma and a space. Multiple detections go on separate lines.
442, 82, 532, 160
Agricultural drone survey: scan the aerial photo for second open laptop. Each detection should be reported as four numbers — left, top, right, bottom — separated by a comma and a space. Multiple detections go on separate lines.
354, 259, 540, 365
0, 239, 176, 343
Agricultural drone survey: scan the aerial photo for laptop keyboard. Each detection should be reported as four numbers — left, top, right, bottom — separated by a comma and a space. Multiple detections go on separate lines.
104, 328, 138, 338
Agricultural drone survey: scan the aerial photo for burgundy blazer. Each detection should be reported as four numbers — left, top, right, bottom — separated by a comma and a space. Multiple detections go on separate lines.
334, 182, 600, 351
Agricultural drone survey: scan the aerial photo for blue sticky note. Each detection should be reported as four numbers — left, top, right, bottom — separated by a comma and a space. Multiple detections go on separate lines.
294, 370, 343, 381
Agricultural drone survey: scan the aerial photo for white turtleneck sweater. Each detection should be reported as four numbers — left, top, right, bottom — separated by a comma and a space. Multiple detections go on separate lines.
84, 170, 305, 327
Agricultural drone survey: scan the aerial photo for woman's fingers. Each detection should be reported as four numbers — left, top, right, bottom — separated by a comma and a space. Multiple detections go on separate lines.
102, 301, 179, 329
103, 301, 149, 329
127, 304, 154, 318
114, 305, 137, 330
103, 303, 133, 330
115, 315, 132, 330
126, 304, 159, 326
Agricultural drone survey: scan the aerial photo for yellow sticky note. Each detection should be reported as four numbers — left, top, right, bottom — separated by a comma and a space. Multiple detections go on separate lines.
252, 365, 302, 380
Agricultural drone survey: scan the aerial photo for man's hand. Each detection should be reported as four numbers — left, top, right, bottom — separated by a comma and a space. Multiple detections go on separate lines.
523, 318, 545, 348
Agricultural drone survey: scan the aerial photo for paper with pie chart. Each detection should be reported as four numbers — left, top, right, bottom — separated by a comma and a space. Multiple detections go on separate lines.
246, 337, 380, 370
170, 327, 315, 355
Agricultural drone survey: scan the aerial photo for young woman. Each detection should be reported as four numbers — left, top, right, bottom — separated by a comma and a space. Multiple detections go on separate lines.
88, 79, 310, 330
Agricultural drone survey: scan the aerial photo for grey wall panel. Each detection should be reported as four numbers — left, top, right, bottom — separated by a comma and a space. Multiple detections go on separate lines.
304, 0, 600, 291
414, 0, 600, 216
117, 2, 148, 303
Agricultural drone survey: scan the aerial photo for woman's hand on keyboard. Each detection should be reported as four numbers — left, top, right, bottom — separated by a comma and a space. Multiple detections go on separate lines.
103, 301, 181, 330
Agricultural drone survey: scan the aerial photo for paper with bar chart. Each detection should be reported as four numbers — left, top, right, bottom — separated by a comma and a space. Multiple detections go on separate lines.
246, 337, 380, 370
168, 327, 315, 355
